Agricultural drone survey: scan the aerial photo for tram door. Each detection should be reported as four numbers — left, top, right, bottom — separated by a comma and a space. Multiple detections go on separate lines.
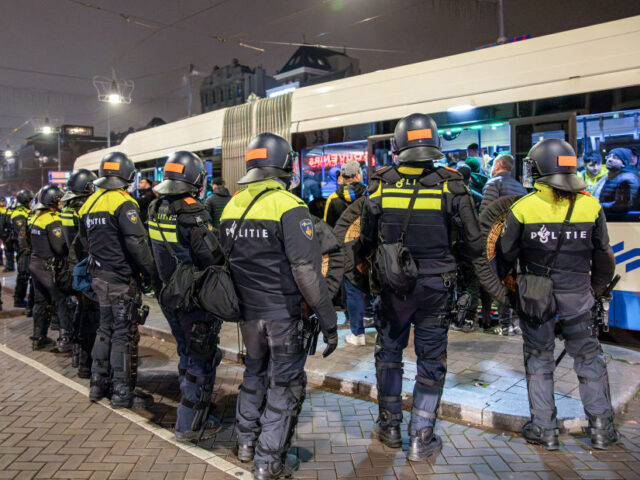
509, 112, 577, 182
367, 133, 394, 182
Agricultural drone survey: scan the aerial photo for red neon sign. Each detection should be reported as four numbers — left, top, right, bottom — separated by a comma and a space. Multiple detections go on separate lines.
305, 151, 376, 169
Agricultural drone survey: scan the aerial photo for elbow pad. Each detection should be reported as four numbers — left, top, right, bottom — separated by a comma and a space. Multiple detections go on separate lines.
291, 262, 337, 333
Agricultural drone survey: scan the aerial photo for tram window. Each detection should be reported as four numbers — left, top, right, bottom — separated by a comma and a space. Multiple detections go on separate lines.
577, 110, 640, 222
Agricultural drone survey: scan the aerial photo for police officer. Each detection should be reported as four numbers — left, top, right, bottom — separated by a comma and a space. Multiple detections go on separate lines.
78, 152, 159, 409
2, 197, 16, 272
0, 197, 7, 268
11, 189, 34, 307
61, 169, 100, 377
499, 138, 618, 450
220, 133, 338, 479
360, 113, 482, 460
149, 151, 226, 442
27, 185, 72, 350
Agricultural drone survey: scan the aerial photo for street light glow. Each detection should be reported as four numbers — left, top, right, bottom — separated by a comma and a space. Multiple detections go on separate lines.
41, 125, 53, 134
108, 93, 122, 104
4, 149, 13, 157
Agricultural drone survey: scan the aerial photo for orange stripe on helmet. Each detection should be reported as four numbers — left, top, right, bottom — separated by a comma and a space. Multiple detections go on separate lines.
246, 148, 268, 162
164, 162, 185, 173
557, 155, 577, 167
103, 161, 120, 171
407, 128, 433, 141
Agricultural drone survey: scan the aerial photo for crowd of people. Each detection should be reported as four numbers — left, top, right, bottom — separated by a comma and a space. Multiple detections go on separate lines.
0, 113, 623, 479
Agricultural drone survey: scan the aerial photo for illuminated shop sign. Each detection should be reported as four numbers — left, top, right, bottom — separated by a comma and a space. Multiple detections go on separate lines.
63, 125, 94, 136
305, 151, 375, 169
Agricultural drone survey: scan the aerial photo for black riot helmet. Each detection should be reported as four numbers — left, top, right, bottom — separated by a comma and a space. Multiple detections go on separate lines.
238, 133, 296, 185
93, 152, 136, 189
33, 185, 63, 211
392, 113, 444, 163
62, 168, 97, 202
524, 138, 586, 192
154, 151, 205, 195
16, 189, 34, 207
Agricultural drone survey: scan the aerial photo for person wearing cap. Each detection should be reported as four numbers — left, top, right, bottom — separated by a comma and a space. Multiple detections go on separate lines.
220, 133, 338, 480
27, 185, 72, 351
78, 152, 159, 409
149, 152, 226, 443
204, 176, 231, 229
499, 138, 618, 451
60, 169, 99, 378
596, 147, 639, 212
323, 160, 368, 346
360, 113, 482, 461
579, 152, 607, 195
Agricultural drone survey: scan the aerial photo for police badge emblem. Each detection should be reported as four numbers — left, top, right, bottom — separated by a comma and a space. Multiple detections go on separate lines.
300, 219, 313, 240
126, 210, 138, 224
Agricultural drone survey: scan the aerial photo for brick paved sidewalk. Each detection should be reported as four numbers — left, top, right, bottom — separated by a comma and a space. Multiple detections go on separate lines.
2, 312, 640, 480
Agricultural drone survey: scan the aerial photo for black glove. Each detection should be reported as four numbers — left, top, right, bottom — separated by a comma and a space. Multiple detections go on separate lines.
322, 328, 338, 358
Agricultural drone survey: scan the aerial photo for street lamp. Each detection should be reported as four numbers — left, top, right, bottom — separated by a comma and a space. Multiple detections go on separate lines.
39, 117, 62, 171
93, 71, 134, 148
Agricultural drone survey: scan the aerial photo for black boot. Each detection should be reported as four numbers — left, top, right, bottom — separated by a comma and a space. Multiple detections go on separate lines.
77, 349, 92, 379
111, 384, 154, 409
372, 409, 402, 448
31, 337, 54, 351
253, 453, 300, 480
522, 421, 559, 450
237, 441, 256, 463
89, 374, 111, 402
587, 415, 620, 450
407, 428, 443, 461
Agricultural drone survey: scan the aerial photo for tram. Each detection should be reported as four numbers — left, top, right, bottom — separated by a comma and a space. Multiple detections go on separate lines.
75, 15, 640, 336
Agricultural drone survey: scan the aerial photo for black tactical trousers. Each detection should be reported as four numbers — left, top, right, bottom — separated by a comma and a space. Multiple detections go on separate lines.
375, 274, 450, 434
161, 306, 222, 434
29, 259, 72, 341
236, 317, 307, 465
75, 294, 101, 370
15, 251, 30, 302
521, 311, 613, 430
91, 271, 140, 392
3, 239, 15, 271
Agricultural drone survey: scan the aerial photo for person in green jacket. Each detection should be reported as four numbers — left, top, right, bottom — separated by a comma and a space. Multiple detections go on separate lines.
579, 152, 608, 194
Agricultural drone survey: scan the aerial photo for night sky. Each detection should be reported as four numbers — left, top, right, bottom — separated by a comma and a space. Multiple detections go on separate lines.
1, 0, 639, 145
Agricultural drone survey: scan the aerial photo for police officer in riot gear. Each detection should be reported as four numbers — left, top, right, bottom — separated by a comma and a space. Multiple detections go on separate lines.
220, 133, 338, 479
1, 197, 15, 272
149, 151, 226, 442
28, 185, 73, 350
12, 189, 34, 307
78, 152, 159, 409
499, 138, 618, 450
360, 113, 482, 460
60, 168, 99, 377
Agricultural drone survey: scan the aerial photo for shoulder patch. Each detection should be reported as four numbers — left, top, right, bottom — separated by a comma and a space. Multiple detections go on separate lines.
444, 166, 458, 173
126, 210, 138, 224
52, 227, 62, 238
300, 219, 314, 240
184, 197, 197, 205
120, 191, 130, 197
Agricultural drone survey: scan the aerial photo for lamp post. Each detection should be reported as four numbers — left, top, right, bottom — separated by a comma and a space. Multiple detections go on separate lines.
93, 72, 134, 148
40, 117, 61, 170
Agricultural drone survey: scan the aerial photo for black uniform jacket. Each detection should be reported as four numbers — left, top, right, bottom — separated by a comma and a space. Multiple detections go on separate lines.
499, 183, 615, 317
28, 211, 67, 261
148, 194, 224, 284
78, 188, 156, 283
219, 179, 336, 332
361, 164, 483, 275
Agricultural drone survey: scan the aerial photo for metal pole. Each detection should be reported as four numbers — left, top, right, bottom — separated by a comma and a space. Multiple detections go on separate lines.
497, 0, 507, 44
57, 132, 61, 171
107, 103, 111, 148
